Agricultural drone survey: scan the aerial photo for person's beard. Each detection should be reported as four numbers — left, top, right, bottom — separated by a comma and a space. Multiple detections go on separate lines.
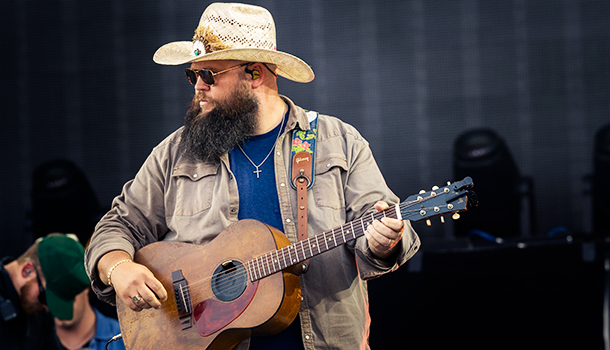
180, 82, 258, 162
19, 278, 46, 315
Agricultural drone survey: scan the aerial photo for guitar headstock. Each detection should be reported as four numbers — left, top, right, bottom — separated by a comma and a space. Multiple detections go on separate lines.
400, 176, 477, 225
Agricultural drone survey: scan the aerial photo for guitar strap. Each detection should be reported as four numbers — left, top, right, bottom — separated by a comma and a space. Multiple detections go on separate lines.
290, 111, 318, 271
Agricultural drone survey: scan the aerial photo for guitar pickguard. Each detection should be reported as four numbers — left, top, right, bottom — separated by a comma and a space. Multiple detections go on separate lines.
194, 280, 259, 336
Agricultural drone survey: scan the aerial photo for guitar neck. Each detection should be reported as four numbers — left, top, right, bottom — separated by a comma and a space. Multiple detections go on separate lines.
247, 207, 399, 281
246, 176, 475, 282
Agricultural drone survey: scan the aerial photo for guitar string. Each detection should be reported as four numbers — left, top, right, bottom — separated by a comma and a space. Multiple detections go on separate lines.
174, 198, 458, 299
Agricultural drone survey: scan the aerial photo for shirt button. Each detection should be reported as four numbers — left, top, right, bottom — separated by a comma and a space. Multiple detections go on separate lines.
280, 183, 286, 187
286, 219, 291, 223
327, 163, 331, 168
276, 151, 281, 156
305, 335, 310, 340
193, 174, 198, 178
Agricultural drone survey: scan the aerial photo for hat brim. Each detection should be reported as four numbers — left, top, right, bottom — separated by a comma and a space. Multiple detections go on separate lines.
153, 41, 315, 83
46, 288, 75, 321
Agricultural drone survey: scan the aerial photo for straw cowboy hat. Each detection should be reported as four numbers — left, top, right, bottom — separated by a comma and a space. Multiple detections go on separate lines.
153, 2, 315, 83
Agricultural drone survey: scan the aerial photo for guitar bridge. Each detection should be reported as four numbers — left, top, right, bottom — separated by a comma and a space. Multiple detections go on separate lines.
172, 270, 192, 330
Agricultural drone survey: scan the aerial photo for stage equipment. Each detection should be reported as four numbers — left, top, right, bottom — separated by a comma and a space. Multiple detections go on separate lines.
453, 128, 533, 238
30, 158, 101, 246
593, 123, 610, 236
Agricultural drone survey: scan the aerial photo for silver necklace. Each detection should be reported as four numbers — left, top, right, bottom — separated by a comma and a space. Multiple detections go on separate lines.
237, 116, 285, 178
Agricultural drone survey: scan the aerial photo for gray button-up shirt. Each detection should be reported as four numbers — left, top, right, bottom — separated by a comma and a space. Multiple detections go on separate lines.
85, 96, 420, 350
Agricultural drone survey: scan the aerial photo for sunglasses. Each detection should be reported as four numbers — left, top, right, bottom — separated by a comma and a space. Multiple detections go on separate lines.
185, 62, 250, 86
34, 267, 46, 305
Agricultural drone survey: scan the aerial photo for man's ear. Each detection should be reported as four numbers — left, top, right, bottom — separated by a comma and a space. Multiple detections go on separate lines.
21, 261, 35, 278
246, 63, 266, 88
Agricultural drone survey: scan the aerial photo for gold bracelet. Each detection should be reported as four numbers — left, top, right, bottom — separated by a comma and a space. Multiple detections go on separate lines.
106, 259, 132, 287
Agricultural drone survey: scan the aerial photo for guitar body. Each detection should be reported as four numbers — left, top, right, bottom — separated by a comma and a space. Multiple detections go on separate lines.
117, 220, 301, 350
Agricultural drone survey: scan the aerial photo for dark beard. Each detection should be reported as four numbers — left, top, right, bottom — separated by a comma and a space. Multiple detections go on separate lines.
20, 279, 45, 315
180, 84, 258, 162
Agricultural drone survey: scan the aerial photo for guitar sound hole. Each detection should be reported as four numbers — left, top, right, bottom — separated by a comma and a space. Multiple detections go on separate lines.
211, 260, 247, 302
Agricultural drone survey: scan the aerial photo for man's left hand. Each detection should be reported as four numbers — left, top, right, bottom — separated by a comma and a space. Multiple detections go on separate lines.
363, 201, 404, 259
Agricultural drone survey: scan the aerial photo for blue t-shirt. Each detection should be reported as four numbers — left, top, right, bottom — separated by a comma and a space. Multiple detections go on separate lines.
229, 111, 304, 350
90, 307, 125, 350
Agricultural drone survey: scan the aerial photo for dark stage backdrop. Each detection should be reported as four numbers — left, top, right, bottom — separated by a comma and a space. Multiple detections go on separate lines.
1, 0, 609, 343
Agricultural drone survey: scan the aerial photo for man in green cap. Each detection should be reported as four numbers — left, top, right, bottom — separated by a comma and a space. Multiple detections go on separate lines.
1, 233, 124, 349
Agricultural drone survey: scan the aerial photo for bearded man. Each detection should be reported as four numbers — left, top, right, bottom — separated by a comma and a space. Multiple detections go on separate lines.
85, 3, 420, 350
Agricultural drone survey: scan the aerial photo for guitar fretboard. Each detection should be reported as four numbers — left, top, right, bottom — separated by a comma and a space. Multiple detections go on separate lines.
247, 208, 398, 281
245, 176, 474, 282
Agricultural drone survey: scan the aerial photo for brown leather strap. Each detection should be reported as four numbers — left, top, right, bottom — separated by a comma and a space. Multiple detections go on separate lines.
292, 151, 313, 270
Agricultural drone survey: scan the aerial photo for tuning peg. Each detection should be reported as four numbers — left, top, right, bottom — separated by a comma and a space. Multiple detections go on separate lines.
452, 213, 460, 220
419, 190, 426, 194
432, 185, 439, 191
426, 219, 431, 226
447, 181, 451, 185
440, 216, 445, 223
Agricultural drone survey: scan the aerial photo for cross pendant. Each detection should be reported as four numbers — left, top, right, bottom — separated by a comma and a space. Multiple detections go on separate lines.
253, 167, 262, 178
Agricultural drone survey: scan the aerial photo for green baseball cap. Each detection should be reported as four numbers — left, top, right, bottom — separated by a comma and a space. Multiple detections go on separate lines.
38, 234, 91, 320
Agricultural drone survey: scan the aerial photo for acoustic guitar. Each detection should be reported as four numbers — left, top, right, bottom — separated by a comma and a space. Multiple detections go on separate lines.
117, 177, 476, 350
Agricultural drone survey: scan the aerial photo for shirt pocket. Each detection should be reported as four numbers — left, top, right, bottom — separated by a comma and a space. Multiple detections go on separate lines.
171, 163, 218, 216
312, 155, 347, 210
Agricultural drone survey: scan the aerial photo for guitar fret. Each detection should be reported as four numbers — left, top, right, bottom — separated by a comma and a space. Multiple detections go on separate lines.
282, 247, 288, 269
316, 235, 321, 254
292, 245, 298, 263
340, 225, 345, 245
270, 253, 275, 274
274, 250, 281, 271
350, 221, 356, 239
253, 256, 259, 279
257, 255, 263, 278
267, 253, 273, 274
333, 228, 337, 247
269, 253, 275, 274
288, 245, 294, 264
248, 261, 255, 281
259, 255, 266, 277
299, 241, 306, 260
360, 217, 366, 234
255, 257, 262, 280
307, 238, 313, 257
323, 231, 329, 251
263, 253, 270, 275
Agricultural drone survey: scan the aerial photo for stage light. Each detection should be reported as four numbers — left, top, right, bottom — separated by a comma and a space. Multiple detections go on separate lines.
30, 159, 101, 246
593, 123, 610, 237
453, 128, 533, 238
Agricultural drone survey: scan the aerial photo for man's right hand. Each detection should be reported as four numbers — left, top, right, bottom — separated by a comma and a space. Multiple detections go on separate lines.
98, 250, 168, 311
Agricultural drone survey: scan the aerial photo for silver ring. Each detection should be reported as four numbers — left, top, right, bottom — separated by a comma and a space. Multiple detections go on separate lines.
132, 294, 142, 304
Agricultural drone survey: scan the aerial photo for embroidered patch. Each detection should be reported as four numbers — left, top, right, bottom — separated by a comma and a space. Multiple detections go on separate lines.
292, 130, 316, 154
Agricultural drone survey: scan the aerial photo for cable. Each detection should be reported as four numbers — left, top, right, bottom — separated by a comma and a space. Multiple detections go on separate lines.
105, 333, 122, 350
468, 229, 504, 244
546, 226, 568, 238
